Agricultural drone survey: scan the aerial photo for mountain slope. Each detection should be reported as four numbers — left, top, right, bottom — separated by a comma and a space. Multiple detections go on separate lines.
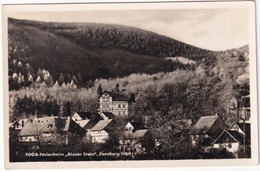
9, 18, 191, 82
9, 18, 216, 61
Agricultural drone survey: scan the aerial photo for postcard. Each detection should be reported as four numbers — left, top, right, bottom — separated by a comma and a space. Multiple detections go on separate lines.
2, 0, 258, 169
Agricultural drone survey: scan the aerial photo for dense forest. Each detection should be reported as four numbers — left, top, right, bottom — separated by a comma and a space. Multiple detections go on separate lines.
8, 18, 217, 82
8, 18, 249, 125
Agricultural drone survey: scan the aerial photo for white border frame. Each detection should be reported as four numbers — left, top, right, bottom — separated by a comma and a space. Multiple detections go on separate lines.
1, 0, 259, 170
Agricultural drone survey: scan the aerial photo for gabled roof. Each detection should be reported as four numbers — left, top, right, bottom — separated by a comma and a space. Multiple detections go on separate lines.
102, 91, 131, 101
9, 121, 20, 128
130, 122, 146, 130
75, 119, 91, 128
18, 117, 85, 136
18, 122, 39, 136
75, 112, 103, 123
190, 115, 219, 135
236, 123, 250, 136
91, 119, 113, 131
75, 119, 96, 130
229, 122, 250, 138
104, 120, 129, 136
212, 130, 244, 145
63, 118, 86, 133
121, 129, 148, 140
101, 112, 115, 119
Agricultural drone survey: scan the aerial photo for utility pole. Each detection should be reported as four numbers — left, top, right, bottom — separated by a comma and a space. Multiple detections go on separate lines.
241, 96, 246, 157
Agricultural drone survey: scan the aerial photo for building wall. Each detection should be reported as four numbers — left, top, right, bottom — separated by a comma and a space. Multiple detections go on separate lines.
239, 107, 250, 123
119, 140, 144, 154
111, 101, 128, 116
213, 142, 240, 154
90, 130, 109, 143
19, 136, 38, 142
100, 94, 129, 116
72, 113, 83, 121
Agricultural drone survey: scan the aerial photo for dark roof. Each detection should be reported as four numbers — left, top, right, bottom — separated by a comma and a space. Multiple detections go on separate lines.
212, 130, 244, 144
241, 95, 250, 107
75, 112, 103, 123
83, 121, 96, 130
234, 122, 251, 138
130, 122, 146, 130
103, 91, 131, 101
101, 112, 115, 119
190, 115, 219, 135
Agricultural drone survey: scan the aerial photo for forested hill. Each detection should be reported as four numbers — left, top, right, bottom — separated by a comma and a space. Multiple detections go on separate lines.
8, 17, 217, 86
9, 18, 216, 60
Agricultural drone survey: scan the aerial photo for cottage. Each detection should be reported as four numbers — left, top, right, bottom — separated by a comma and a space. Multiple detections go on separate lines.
190, 115, 228, 147
211, 130, 244, 156
119, 129, 148, 154
99, 91, 134, 116
229, 122, 250, 145
18, 116, 86, 145
89, 119, 113, 143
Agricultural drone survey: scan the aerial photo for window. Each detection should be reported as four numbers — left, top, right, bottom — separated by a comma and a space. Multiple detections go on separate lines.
118, 111, 121, 115
118, 104, 121, 108
123, 104, 125, 108
122, 111, 125, 115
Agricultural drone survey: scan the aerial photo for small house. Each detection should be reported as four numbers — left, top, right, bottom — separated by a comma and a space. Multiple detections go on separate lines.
89, 119, 113, 143
211, 130, 244, 156
17, 116, 86, 145
229, 122, 250, 145
119, 129, 148, 154
190, 115, 228, 147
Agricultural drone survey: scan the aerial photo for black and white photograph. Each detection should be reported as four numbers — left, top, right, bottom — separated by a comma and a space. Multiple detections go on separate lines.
2, 0, 258, 169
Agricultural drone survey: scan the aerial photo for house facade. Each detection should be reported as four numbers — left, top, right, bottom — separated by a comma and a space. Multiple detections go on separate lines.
190, 115, 228, 147
89, 119, 112, 143
17, 116, 86, 145
239, 95, 250, 123
119, 129, 148, 154
99, 91, 133, 116
229, 122, 250, 145
211, 130, 244, 157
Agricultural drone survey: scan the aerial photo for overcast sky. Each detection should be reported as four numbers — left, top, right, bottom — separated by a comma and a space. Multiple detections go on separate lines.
9, 8, 249, 51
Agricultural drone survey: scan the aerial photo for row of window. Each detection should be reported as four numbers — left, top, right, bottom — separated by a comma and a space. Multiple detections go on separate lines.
102, 103, 127, 109
117, 111, 126, 116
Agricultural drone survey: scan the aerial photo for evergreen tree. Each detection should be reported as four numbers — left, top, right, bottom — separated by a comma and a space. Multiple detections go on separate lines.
115, 83, 120, 93
58, 73, 65, 85
77, 73, 83, 87
97, 83, 103, 97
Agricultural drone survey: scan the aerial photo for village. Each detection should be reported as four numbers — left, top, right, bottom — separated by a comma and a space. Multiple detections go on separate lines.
9, 88, 251, 160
